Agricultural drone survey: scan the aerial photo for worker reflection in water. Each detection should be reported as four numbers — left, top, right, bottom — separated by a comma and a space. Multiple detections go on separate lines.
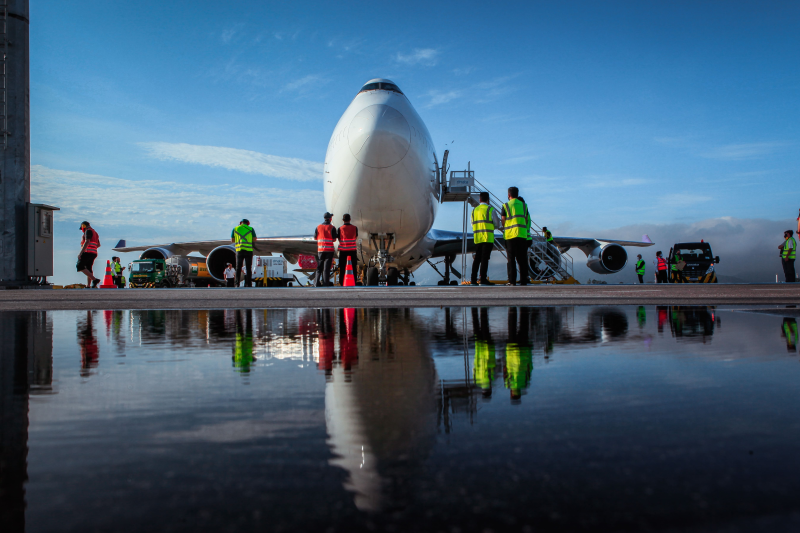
77, 221, 101, 288
780, 230, 796, 283
337, 214, 358, 286
501, 187, 530, 286
782, 318, 798, 352
637, 306, 647, 328
233, 310, 255, 372
472, 307, 496, 398
504, 307, 532, 402
317, 309, 335, 376
315, 212, 337, 287
77, 311, 99, 377
635, 254, 645, 284
231, 219, 257, 287
339, 308, 358, 372
471, 192, 499, 285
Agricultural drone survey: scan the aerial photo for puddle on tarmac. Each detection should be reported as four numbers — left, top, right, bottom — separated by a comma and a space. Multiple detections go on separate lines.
2, 306, 800, 532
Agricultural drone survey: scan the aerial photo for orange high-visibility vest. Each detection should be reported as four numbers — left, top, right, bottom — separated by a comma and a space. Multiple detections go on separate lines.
84, 228, 100, 254
316, 224, 335, 253
338, 224, 358, 251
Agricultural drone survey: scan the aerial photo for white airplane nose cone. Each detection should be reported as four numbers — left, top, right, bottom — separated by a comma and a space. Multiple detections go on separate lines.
348, 104, 410, 168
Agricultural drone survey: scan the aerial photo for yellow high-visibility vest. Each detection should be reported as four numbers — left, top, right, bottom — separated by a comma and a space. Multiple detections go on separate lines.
234, 224, 255, 252
503, 199, 529, 240
472, 204, 495, 244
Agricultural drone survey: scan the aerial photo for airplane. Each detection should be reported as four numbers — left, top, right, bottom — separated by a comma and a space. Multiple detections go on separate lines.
115, 78, 653, 285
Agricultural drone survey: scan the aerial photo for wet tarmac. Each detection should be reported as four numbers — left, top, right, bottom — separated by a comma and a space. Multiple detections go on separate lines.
3, 305, 800, 532
1, 283, 799, 310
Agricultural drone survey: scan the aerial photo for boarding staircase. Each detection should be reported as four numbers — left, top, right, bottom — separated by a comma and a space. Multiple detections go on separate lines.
440, 164, 575, 284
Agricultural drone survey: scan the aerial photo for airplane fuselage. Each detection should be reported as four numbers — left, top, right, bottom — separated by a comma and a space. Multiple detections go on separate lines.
324, 79, 439, 270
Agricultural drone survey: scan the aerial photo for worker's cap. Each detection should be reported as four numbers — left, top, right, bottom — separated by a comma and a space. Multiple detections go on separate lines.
542, 226, 547, 230
342, 213, 351, 221
324, 212, 333, 219
80, 221, 90, 228
240, 219, 250, 225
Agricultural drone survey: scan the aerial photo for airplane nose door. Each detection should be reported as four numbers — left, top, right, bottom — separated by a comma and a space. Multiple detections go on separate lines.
348, 104, 410, 168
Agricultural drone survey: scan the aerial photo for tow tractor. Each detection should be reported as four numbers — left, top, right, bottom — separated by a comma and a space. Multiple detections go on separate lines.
128, 256, 216, 288
668, 241, 720, 283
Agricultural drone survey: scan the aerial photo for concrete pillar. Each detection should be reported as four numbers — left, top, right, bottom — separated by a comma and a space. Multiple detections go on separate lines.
0, 0, 30, 283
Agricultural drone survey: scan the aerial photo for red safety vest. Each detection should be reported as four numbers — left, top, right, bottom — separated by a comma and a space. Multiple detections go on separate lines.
316, 224, 335, 253
83, 228, 100, 254
656, 257, 668, 271
338, 224, 357, 251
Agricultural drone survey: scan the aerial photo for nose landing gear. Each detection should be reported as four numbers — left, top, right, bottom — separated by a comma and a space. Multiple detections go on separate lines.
366, 233, 395, 286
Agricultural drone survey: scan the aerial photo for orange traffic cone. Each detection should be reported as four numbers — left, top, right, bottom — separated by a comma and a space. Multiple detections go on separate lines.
99, 260, 117, 288
343, 257, 356, 287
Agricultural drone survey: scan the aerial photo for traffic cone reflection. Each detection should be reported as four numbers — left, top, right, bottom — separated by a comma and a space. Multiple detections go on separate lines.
99, 260, 117, 288
343, 257, 356, 287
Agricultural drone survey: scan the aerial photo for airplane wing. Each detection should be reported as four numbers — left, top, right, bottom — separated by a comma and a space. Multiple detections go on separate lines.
428, 230, 654, 258
113, 236, 318, 263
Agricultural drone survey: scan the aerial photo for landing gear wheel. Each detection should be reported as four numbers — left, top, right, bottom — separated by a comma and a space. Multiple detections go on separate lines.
387, 267, 399, 286
437, 280, 446, 286
366, 267, 379, 286
449, 280, 458, 286
409, 281, 416, 286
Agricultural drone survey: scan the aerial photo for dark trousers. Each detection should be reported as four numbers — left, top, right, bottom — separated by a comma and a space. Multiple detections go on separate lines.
506, 238, 529, 285
471, 242, 493, 284
657, 270, 668, 283
338, 251, 358, 285
114, 275, 124, 288
236, 250, 253, 287
783, 258, 796, 283
226, 279, 235, 287
637, 274, 644, 284
317, 252, 334, 286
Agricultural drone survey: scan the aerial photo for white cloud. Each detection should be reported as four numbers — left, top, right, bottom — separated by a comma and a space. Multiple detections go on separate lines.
395, 48, 439, 66
658, 193, 713, 207
424, 89, 463, 108
139, 142, 322, 182
585, 178, 649, 188
282, 74, 327, 92
700, 142, 791, 161
31, 165, 324, 241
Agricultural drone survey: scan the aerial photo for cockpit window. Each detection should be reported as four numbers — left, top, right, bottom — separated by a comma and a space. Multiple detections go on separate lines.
358, 82, 404, 95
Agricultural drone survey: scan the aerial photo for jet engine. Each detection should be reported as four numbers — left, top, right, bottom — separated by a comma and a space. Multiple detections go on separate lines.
139, 247, 175, 260
206, 245, 237, 283
586, 243, 627, 274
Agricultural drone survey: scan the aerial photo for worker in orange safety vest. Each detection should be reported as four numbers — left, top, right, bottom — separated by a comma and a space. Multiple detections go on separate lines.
314, 212, 338, 287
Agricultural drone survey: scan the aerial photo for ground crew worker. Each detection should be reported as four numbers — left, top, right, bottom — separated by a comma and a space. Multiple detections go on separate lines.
472, 307, 496, 398
542, 226, 554, 245
471, 192, 499, 285
635, 254, 645, 283
231, 218, 257, 287
315, 212, 337, 287
504, 307, 532, 402
224, 263, 236, 287
780, 230, 796, 283
233, 310, 255, 372
337, 213, 358, 286
77, 221, 101, 288
112, 256, 125, 288
655, 251, 668, 283
670, 250, 685, 282
501, 187, 529, 286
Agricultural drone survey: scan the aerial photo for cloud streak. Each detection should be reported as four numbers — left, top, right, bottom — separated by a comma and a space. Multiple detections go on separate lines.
139, 142, 323, 181
699, 142, 792, 161
396, 48, 439, 66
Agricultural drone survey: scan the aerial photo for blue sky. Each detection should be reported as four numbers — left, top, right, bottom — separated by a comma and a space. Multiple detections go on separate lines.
31, 1, 800, 283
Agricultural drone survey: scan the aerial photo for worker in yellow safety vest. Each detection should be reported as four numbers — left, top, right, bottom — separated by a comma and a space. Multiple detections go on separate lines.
500, 187, 530, 286
635, 254, 645, 284
780, 230, 796, 283
232, 310, 256, 372
471, 191, 500, 285
783, 318, 798, 351
231, 218, 257, 287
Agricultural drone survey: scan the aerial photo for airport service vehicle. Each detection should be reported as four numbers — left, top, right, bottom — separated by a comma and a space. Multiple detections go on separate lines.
114, 79, 653, 285
668, 242, 720, 283
128, 256, 215, 288
251, 256, 294, 287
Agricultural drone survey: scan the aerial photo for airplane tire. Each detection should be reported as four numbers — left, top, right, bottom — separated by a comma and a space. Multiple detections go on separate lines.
437, 280, 446, 286
366, 267, 379, 286
449, 280, 458, 286
387, 267, 399, 286
409, 281, 416, 286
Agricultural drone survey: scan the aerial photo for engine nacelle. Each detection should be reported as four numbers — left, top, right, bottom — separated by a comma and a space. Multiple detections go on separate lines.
586, 243, 627, 274
139, 247, 175, 260
206, 245, 237, 283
